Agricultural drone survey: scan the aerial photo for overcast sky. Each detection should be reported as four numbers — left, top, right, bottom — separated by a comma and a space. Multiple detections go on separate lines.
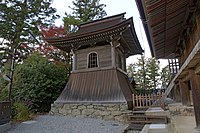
51, 0, 151, 64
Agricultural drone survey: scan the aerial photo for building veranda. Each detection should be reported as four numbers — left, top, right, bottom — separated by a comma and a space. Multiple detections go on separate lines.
136, 0, 200, 130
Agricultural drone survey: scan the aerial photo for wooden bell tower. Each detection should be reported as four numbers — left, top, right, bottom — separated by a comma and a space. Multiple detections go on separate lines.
46, 13, 143, 110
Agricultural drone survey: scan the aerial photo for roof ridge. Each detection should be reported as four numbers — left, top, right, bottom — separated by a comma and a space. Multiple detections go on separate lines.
79, 12, 126, 27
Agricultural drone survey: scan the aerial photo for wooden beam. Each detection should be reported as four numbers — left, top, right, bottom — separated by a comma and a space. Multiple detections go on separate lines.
165, 40, 200, 95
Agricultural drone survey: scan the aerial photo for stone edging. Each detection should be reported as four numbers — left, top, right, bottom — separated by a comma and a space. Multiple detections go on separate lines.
168, 103, 194, 116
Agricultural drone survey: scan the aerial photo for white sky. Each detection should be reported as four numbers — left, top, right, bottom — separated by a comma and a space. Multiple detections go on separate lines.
51, 0, 167, 66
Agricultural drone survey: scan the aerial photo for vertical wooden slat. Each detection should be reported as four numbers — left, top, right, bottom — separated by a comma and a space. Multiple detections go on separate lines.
159, 92, 161, 107
162, 92, 165, 110
156, 93, 158, 106
142, 94, 144, 107
149, 94, 152, 107
148, 93, 150, 107
139, 94, 142, 107
141, 94, 143, 107
133, 94, 135, 109
152, 94, 154, 107
145, 93, 148, 108
136, 95, 138, 107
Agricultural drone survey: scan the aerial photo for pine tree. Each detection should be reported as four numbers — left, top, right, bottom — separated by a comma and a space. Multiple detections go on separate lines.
145, 58, 160, 90
127, 57, 167, 94
63, 0, 107, 32
0, 0, 58, 100
160, 65, 170, 90
0, 0, 58, 63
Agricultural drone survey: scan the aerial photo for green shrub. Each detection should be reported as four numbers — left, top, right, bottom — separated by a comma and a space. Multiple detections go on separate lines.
0, 66, 9, 101
12, 102, 30, 121
0, 87, 8, 101
12, 53, 69, 112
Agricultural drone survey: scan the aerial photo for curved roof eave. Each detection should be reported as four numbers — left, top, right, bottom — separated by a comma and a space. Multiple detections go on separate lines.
135, 0, 155, 57
45, 14, 143, 56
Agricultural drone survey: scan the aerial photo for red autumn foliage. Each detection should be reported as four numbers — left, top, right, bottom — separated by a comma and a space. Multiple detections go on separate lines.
40, 25, 66, 38
19, 26, 70, 63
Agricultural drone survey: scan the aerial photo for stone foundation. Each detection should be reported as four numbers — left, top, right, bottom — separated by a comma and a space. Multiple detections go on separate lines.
168, 103, 194, 116
50, 103, 132, 122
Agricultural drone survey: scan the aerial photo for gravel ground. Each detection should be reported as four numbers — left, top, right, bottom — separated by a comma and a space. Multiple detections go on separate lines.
5, 115, 129, 133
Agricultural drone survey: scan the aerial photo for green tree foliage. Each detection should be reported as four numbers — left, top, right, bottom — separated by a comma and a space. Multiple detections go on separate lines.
0, 0, 58, 101
145, 58, 160, 90
127, 56, 148, 91
12, 53, 68, 112
63, 0, 107, 32
127, 63, 137, 78
12, 102, 30, 121
127, 57, 168, 93
0, 0, 58, 64
160, 65, 170, 89
0, 75, 8, 100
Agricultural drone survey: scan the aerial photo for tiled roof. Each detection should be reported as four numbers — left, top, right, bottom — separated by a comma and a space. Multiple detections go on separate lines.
45, 13, 143, 56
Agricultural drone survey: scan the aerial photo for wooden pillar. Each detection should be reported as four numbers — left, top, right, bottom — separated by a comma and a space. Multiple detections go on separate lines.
179, 80, 190, 106
72, 49, 76, 71
189, 69, 200, 129
196, 14, 200, 38
174, 84, 181, 102
110, 39, 117, 67
122, 54, 126, 72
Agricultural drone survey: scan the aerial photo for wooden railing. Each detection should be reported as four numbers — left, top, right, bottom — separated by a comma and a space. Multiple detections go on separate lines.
0, 101, 11, 125
133, 92, 165, 109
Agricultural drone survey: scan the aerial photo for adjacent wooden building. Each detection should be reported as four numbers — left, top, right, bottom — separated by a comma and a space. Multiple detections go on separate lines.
136, 0, 200, 129
46, 13, 143, 110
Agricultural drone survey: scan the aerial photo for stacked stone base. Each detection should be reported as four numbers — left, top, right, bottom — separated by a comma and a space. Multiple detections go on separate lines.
168, 103, 194, 116
50, 103, 132, 122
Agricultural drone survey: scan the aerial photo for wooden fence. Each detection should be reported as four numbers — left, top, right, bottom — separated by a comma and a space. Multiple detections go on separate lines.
0, 101, 11, 125
133, 92, 165, 109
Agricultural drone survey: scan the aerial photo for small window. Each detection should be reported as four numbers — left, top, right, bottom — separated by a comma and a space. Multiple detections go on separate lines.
88, 52, 98, 68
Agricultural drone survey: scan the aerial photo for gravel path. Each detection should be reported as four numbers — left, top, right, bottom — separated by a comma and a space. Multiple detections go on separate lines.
5, 115, 128, 133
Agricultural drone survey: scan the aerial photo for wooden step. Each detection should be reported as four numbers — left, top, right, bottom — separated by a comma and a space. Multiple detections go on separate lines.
128, 115, 168, 119
128, 120, 167, 124
128, 115, 168, 124
128, 120, 153, 124
132, 110, 146, 114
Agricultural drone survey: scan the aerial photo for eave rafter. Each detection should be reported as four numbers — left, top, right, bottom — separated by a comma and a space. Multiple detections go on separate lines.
138, 0, 199, 59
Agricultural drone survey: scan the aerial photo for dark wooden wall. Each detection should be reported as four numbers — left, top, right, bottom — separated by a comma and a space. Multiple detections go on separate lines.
179, 14, 200, 65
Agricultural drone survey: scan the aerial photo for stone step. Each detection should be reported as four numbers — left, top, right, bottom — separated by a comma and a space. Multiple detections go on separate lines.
125, 123, 145, 131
